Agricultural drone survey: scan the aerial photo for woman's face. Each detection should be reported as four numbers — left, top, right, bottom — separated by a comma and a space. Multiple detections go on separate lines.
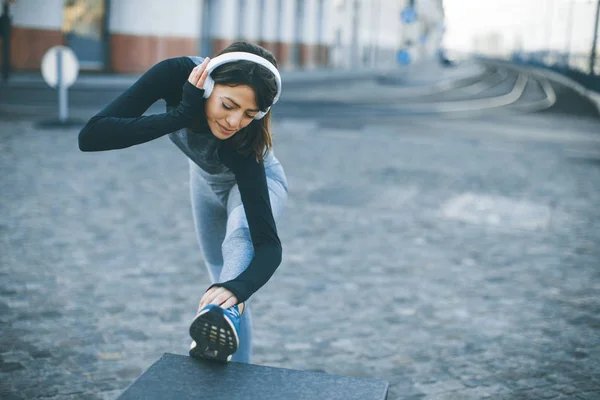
204, 84, 260, 140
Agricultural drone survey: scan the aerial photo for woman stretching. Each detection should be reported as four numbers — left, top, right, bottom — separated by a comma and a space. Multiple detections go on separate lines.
78, 41, 288, 363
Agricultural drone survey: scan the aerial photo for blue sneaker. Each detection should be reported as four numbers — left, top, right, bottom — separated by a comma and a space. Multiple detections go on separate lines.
189, 304, 241, 362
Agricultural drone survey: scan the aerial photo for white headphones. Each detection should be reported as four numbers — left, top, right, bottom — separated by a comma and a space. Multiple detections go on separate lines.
201, 52, 282, 120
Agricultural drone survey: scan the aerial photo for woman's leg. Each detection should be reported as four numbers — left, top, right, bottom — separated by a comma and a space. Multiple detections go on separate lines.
188, 160, 258, 363
219, 199, 254, 363
220, 168, 288, 363
188, 161, 227, 296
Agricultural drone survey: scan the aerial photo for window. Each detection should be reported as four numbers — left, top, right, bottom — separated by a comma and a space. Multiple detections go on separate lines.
62, 0, 107, 69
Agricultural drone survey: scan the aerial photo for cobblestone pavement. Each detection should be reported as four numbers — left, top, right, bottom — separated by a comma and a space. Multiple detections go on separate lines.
1, 109, 600, 399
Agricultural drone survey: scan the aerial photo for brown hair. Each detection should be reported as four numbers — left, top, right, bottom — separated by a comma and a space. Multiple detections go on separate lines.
211, 41, 278, 162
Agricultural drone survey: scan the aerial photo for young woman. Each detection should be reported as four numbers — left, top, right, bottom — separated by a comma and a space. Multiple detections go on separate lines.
78, 41, 288, 363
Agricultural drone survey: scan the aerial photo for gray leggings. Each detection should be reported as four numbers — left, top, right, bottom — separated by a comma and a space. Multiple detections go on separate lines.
188, 157, 288, 363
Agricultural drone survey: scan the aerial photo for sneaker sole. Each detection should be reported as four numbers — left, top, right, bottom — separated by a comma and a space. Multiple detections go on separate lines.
189, 307, 239, 362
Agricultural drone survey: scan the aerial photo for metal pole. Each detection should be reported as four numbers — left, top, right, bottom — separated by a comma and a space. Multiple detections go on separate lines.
1, 1, 11, 82
545, 0, 554, 52
57, 49, 68, 122
590, 0, 600, 75
564, 0, 575, 68
374, 0, 381, 67
351, 0, 359, 67
369, 0, 376, 67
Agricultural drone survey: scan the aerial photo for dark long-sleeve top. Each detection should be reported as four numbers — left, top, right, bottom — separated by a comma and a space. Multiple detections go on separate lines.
78, 56, 282, 304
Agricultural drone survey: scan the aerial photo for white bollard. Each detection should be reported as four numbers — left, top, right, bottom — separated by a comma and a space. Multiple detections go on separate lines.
38, 45, 79, 127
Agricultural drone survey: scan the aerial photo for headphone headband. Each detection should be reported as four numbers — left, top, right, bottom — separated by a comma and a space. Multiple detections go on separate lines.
202, 52, 282, 120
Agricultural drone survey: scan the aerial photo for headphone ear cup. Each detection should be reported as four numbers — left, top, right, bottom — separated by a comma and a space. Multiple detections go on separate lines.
254, 106, 271, 120
202, 75, 214, 99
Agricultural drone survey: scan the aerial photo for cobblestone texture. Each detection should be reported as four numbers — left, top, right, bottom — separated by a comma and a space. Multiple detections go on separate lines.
1, 109, 600, 399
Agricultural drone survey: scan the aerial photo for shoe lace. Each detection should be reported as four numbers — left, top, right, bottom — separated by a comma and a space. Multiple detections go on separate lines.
226, 305, 241, 319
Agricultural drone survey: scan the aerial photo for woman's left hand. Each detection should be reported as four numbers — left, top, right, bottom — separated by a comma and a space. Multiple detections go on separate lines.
198, 286, 238, 312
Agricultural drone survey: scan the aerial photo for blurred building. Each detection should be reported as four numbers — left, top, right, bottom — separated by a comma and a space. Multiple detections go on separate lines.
443, 0, 600, 74
2, 0, 446, 73
472, 32, 504, 57
399, 0, 445, 65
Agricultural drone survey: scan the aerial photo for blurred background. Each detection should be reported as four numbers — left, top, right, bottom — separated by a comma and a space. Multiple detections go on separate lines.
1, 0, 444, 74
444, 0, 600, 92
0, 0, 599, 77
1, 1, 600, 400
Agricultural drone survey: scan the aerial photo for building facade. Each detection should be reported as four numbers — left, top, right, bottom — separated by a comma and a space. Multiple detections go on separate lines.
2, 0, 445, 73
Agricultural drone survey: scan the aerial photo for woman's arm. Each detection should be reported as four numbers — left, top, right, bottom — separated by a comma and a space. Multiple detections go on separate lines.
78, 57, 205, 152
213, 150, 283, 303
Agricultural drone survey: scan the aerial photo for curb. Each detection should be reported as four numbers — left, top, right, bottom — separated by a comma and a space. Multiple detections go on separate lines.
282, 60, 489, 103
529, 67, 600, 115
1, 62, 487, 92
3, 68, 398, 90
479, 58, 600, 115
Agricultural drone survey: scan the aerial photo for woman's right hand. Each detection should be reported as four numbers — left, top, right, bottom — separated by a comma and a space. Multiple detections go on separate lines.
177, 58, 211, 123
188, 57, 210, 89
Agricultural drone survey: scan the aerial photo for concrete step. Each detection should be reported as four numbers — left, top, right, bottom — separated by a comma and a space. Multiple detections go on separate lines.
117, 353, 389, 400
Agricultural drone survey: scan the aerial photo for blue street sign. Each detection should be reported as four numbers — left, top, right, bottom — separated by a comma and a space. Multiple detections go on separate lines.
397, 49, 411, 65
401, 7, 417, 24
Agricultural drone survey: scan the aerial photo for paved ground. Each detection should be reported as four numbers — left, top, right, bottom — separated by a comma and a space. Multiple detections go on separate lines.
1, 63, 600, 399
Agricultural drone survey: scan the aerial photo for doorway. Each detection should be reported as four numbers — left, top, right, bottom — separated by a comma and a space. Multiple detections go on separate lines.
62, 0, 108, 70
